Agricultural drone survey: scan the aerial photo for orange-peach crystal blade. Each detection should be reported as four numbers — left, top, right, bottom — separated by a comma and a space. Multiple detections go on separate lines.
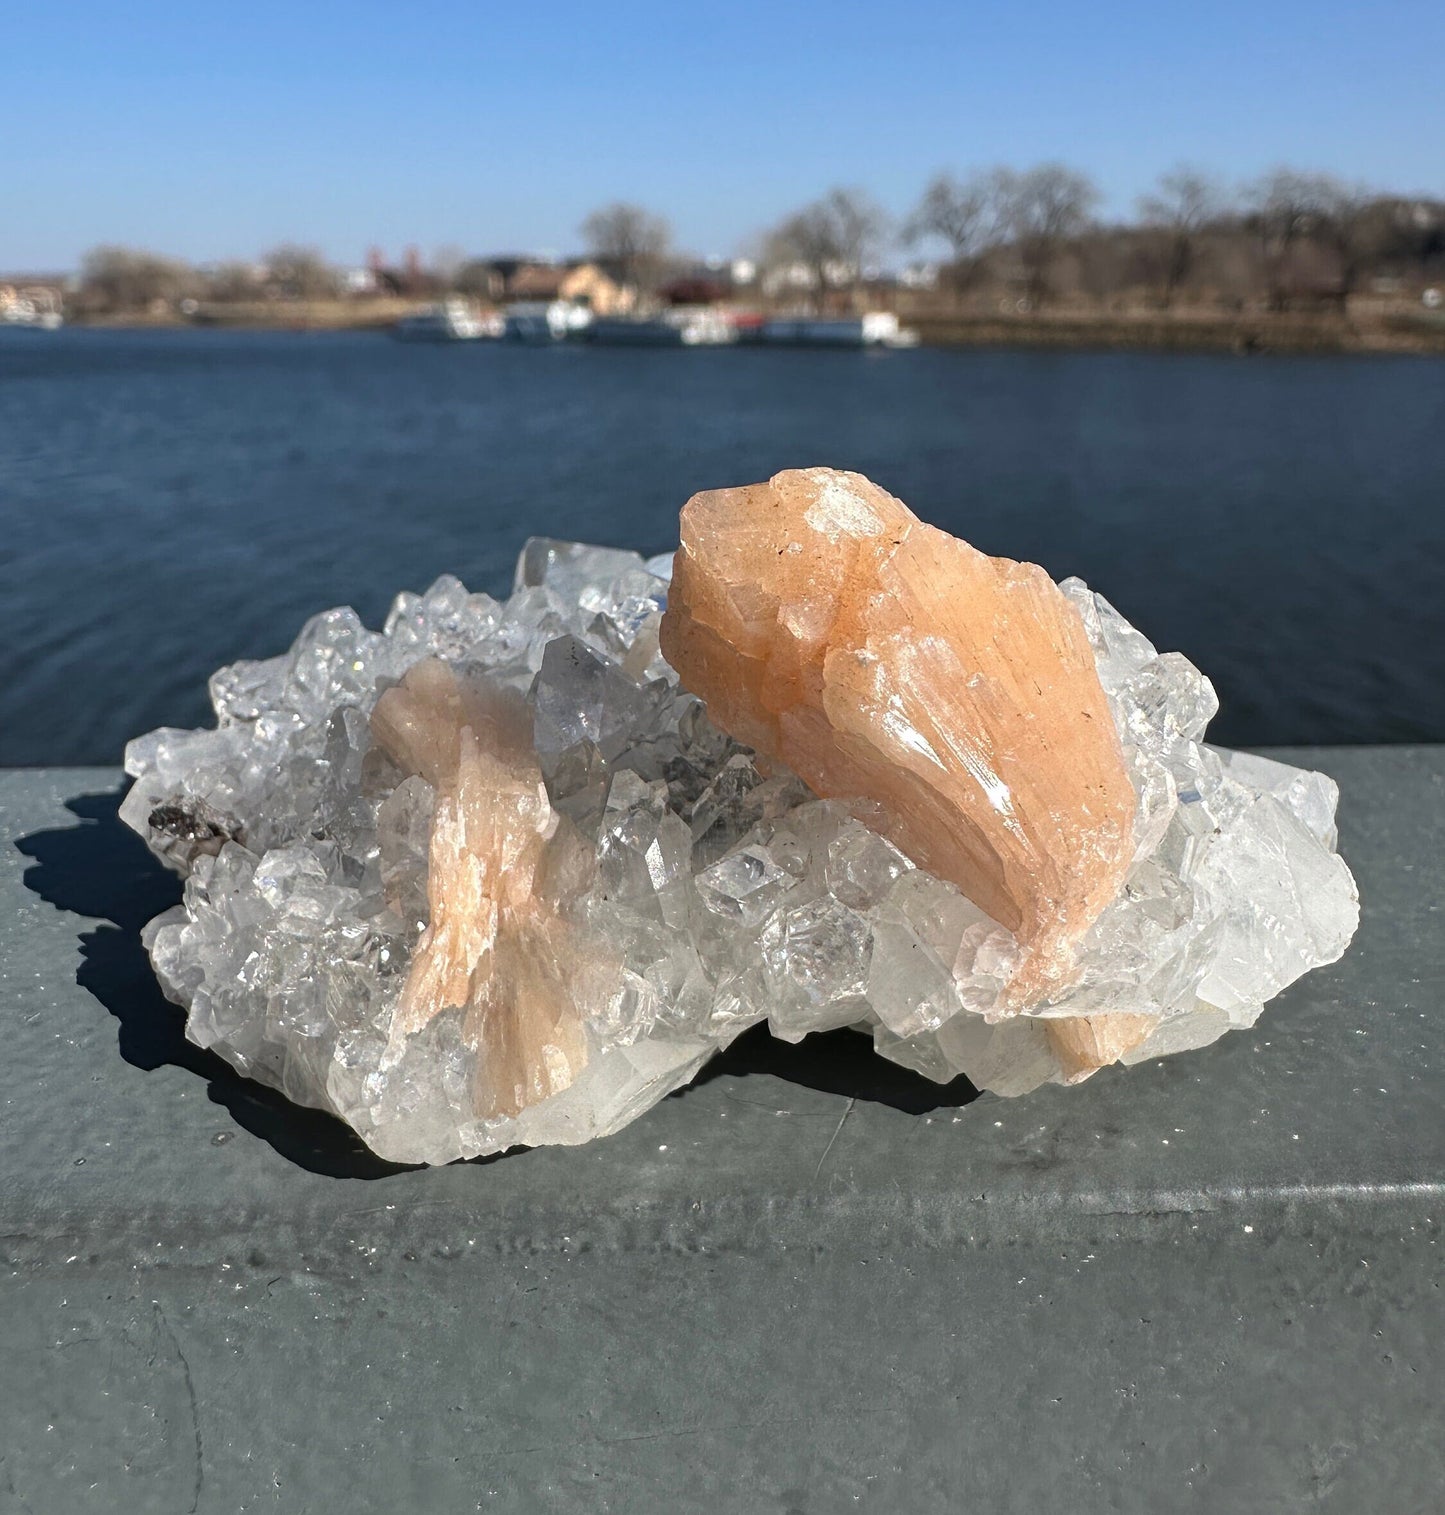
370, 659, 592, 1119
659, 467, 1138, 1004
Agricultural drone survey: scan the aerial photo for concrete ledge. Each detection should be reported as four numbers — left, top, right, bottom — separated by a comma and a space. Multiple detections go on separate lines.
3, 751, 1441, 1513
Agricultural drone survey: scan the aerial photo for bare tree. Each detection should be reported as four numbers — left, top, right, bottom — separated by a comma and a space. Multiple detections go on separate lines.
824, 187, 889, 284
1246, 170, 1332, 311
262, 244, 336, 300
997, 164, 1100, 306
763, 206, 837, 305
79, 246, 195, 312
765, 187, 889, 310
905, 170, 1008, 299
1309, 177, 1384, 307
1137, 167, 1225, 307
579, 202, 672, 296
206, 261, 265, 303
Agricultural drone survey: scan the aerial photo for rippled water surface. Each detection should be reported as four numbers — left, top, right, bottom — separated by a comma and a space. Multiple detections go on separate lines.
2, 327, 1442, 764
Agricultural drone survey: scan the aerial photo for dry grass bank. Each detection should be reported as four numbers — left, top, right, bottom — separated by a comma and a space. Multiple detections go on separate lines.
76, 298, 420, 331
909, 307, 1445, 356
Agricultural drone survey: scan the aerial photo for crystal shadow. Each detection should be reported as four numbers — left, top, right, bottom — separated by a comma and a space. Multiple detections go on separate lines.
685, 1022, 983, 1116
17, 786, 415, 1178
17, 784, 982, 1173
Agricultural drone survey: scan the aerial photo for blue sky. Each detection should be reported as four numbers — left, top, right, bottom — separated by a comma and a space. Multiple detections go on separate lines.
7, 0, 1444, 270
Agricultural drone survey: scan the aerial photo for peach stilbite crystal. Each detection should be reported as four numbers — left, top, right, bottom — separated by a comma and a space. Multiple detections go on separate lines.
370, 659, 596, 1120
660, 467, 1139, 1006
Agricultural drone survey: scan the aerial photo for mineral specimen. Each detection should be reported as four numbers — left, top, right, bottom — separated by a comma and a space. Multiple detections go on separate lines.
122, 469, 1359, 1163
659, 468, 1137, 1007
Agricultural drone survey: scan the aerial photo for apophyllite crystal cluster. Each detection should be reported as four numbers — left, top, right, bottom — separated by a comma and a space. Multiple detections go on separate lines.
123, 469, 1359, 1163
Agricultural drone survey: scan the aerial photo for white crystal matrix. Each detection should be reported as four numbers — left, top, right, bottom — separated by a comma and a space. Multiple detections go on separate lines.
122, 542, 1359, 1163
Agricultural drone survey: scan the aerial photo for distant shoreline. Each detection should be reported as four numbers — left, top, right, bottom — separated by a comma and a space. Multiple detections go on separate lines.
64, 302, 1445, 357
910, 310, 1445, 357
73, 299, 415, 333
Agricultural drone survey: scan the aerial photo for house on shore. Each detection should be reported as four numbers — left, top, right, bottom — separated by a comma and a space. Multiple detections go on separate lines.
455, 257, 631, 313
507, 259, 631, 314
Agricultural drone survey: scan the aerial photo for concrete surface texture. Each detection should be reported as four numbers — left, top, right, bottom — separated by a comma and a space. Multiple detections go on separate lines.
1, 749, 1440, 1514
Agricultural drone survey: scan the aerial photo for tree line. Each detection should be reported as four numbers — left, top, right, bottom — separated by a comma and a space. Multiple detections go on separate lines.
75, 243, 341, 313
71, 164, 1445, 317
759, 166, 1444, 312
905, 165, 1444, 311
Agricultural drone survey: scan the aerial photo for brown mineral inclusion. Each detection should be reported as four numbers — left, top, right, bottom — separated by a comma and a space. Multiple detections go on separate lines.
660, 468, 1140, 1029
370, 660, 596, 1119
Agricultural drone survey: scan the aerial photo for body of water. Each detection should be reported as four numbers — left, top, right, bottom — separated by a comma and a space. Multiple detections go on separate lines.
2, 327, 1442, 765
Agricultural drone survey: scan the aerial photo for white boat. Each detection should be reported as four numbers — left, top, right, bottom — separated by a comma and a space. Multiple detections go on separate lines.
588, 308, 738, 347
0, 287, 63, 330
759, 311, 917, 348
392, 298, 496, 342
503, 300, 593, 342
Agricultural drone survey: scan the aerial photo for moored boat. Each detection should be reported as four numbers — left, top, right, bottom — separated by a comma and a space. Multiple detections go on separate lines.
392, 298, 497, 342
758, 311, 917, 348
503, 300, 593, 342
0, 286, 63, 330
587, 308, 737, 347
